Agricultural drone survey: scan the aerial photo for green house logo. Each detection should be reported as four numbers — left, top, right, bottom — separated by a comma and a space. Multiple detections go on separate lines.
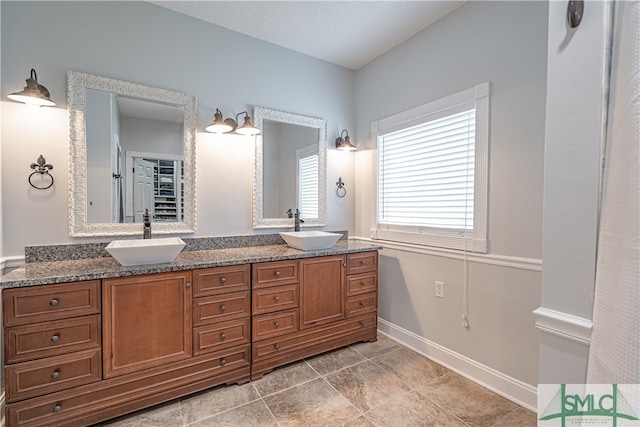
539, 384, 639, 427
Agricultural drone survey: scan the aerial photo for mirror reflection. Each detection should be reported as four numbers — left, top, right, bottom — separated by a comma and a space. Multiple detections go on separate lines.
253, 107, 327, 229
68, 71, 196, 237
85, 90, 185, 224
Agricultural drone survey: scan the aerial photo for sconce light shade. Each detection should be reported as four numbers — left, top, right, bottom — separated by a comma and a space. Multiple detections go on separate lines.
206, 109, 260, 136
335, 129, 356, 151
235, 113, 260, 136
205, 108, 233, 133
8, 68, 55, 107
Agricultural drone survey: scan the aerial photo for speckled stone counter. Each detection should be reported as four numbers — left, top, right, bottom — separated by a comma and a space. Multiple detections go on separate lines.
1, 240, 381, 289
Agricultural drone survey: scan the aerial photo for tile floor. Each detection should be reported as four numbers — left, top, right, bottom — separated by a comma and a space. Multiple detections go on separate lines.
99, 334, 536, 427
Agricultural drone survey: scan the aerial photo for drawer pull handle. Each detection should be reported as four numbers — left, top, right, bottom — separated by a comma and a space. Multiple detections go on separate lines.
360, 281, 366, 286
274, 322, 280, 328
51, 334, 60, 343
360, 302, 366, 307
51, 370, 61, 380
186, 282, 191, 288
275, 271, 281, 277
360, 321, 366, 326
274, 344, 280, 350
274, 296, 280, 302
361, 260, 366, 265
53, 404, 62, 413
220, 277, 227, 284
343, 263, 347, 267
49, 299, 59, 307
220, 305, 227, 312
220, 358, 226, 366
220, 333, 226, 340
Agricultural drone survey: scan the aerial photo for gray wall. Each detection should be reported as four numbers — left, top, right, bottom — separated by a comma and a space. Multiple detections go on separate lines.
354, 0, 548, 397
1, 1, 356, 255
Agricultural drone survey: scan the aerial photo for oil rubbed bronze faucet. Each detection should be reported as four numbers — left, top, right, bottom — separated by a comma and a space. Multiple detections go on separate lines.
143, 209, 152, 239
294, 209, 304, 232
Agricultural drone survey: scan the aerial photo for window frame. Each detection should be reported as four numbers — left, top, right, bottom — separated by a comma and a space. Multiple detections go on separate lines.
371, 82, 490, 253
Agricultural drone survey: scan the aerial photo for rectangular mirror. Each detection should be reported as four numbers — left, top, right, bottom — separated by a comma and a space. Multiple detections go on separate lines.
68, 71, 196, 236
253, 107, 327, 229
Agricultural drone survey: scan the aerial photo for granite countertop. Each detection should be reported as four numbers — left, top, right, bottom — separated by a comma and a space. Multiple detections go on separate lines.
1, 240, 381, 289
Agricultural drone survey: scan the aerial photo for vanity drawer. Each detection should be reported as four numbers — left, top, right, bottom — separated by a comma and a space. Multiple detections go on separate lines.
252, 260, 298, 288
5, 315, 100, 364
5, 349, 101, 403
347, 293, 378, 318
193, 318, 250, 356
252, 284, 299, 315
346, 273, 378, 296
253, 309, 299, 341
192, 265, 250, 297
193, 291, 250, 326
3, 281, 100, 327
346, 252, 378, 275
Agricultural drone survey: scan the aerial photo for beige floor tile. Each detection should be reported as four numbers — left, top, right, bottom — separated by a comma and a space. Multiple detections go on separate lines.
253, 360, 319, 397
263, 377, 361, 427
325, 360, 410, 412
180, 382, 260, 425
342, 415, 377, 427
98, 400, 183, 426
492, 407, 537, 427
416, 372, 519, 427
306, 346, 368, 376
186, 399, 278, 427
350, 334, 403, 359
365, 390, 467, 427
372, 347, 449, 389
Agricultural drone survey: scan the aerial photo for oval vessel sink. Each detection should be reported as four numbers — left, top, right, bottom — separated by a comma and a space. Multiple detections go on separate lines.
106, 237, 186, 266
279, 231, 342, 251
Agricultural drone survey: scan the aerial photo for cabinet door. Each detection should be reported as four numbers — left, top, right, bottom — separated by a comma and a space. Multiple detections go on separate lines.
299, 255, 345, 329
102, 271, 192, 378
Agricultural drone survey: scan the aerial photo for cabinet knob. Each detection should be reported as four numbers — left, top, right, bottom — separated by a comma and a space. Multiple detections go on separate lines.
186, 282, 191, 288
220, 358, 226, 366
49, 299, 59, 307
220, 277, 227, 284
360, 281, 366, 286
274, 344, 280, 350
360, 321, 366, 327
274, 296, 280, 302
51, 370, 61, 380
220, 333, 226, 340
274, 322, 280, 328
51, 334, 60, 343
360, 302, 366, 307
275, 271, 281, 277
220, 305, 227, 312
53, 404, 62, 413
360, 260, 366, 265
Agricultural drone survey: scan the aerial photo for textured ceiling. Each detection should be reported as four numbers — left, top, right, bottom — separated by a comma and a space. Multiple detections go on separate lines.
151, 1, 465, 70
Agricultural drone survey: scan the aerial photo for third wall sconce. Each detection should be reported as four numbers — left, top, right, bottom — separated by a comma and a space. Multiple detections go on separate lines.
8, 68, 56, 107
335, 129, 356, 151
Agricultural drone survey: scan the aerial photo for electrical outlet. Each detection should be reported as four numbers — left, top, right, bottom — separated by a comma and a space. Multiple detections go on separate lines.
435, 281, 445, 298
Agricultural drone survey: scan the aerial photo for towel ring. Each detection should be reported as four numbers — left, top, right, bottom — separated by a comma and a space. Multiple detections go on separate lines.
336, 177, 346, 198
29, 155, 54, 190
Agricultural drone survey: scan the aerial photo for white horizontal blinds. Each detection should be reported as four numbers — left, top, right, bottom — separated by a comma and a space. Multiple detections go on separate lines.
298, 153, 319, 218
378, 107, 476, 232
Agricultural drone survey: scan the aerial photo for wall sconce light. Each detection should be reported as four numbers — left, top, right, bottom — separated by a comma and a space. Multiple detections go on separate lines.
8, 68, 56, 107
335, 129, 356, 151
205, 109, 260, 136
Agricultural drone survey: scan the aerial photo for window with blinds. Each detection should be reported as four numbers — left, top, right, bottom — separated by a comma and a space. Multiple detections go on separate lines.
372, 82, 490, 252
297, 147, 319, 218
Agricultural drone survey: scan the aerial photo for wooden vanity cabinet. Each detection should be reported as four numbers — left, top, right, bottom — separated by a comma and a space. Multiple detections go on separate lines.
3, 268, 252, 427
251, 252, 378, 380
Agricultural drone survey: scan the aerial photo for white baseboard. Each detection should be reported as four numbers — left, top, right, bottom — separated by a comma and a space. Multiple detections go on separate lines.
377, 317, 537, 412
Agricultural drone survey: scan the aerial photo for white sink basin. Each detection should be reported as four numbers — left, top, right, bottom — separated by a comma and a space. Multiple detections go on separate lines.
106, 237, 186, 266
279, 231, 342, 251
